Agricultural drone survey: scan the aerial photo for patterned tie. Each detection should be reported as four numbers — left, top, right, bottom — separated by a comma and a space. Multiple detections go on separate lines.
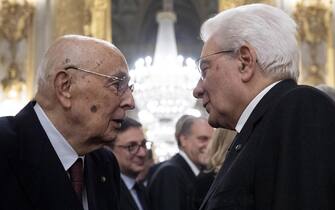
68, 158, 84, 201
133, 182, 148, 210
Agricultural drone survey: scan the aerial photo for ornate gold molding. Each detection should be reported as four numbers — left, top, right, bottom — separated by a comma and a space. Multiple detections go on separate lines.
0, 0, 34, 100
293, 1, 332, 85
219, 0, 273, 11
53, 0, 111, 41
53, 0, 86, 40
84, 0, 111, 41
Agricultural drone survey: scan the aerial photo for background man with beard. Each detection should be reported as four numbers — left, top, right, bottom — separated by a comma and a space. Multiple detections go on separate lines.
108, 117, 152, 210
148, 115, 213, 210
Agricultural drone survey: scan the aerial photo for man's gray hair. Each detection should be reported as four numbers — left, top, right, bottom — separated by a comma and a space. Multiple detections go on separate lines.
175, 115, 197, 147
200, 3, 299, 81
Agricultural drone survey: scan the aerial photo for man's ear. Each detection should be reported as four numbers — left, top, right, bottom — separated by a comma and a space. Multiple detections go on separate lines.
238, 45, 257, 82
179, 135, 187, 148
54, 70, 72, 108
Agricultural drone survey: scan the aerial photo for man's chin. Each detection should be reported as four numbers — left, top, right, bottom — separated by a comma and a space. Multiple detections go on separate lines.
101, 132, 117, 142
208, 116, 220, 128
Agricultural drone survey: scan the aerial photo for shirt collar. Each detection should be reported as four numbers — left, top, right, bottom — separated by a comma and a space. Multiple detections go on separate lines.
33, 103, 80, 171
235, 81, 280, 133
178, 150, 200, 176
121, 173, 136, 190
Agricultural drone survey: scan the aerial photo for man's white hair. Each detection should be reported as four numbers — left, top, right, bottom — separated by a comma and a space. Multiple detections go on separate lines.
200, 3, 299, 81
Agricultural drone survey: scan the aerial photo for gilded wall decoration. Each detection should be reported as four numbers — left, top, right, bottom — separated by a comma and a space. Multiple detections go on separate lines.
53, 0, 86, 40
53, 0, 111, 41
0, 0, 34, 100
84, 0, 111, 41
294, 2, 331, 85
219, 0, 273, 11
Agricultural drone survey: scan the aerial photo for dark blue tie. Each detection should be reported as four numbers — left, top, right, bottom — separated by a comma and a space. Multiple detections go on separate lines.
134, 183, 148, 210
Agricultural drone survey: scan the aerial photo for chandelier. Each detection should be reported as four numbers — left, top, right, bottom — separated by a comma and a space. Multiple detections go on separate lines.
131, 0, 199, 122
130, 0, 200, 160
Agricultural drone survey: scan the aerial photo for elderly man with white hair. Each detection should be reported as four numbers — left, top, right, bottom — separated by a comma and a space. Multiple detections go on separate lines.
0, 35, 135, 210
193, 3, 335, 210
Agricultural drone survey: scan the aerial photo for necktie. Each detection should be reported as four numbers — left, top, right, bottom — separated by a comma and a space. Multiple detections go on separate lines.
68, 158, 84, 201
133, 183, 148, 210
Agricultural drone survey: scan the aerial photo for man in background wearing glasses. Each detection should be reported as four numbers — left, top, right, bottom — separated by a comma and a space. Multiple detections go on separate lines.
193, 3, 335, 210
148, 115, 213, 210
0, 35, 135, 210
108, 117, 152, 210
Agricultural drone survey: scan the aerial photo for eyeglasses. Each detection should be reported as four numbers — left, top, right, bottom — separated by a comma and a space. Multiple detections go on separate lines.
65, 66, 134, 95
114, 140, 153, 155
196, 49, 235, 80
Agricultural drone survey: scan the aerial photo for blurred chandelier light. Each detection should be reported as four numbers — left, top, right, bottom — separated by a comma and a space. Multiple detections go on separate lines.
130, 0, 199, 124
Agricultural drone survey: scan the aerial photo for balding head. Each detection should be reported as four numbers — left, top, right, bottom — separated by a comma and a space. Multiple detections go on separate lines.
37, 35, 126, 93
35, 35, 135, 155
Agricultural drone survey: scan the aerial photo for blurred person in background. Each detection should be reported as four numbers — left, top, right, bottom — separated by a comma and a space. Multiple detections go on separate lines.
136, 149, 155, 186
108, 117, 152, 210
148, 115, 213, 210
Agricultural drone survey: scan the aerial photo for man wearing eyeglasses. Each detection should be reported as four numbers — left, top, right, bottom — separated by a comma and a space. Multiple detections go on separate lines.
108, 117, 152, 210
193, 3, 335, 210
0, 35, 135, 210
148, 115, 213, 210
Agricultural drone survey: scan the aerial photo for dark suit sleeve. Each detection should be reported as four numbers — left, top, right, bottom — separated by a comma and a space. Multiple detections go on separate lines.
254, 87, 335, 210
148, 164, 187, 210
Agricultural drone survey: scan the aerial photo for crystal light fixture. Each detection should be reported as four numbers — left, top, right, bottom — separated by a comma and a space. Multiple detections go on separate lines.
130, 0, 200, 159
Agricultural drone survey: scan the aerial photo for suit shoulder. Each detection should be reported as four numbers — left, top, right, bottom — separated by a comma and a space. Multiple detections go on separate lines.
283, 85, 332, 102
157, 161, 181, 174
0, 116, 18, 155
270, 85, 335, 114
150, 158, 186, 182
0, 116, 16, 137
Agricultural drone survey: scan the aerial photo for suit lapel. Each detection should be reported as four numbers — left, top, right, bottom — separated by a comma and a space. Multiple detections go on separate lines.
9, 102, 82, 210
173, 154, 197, 182
85, 150, 120, 210
85, 155, 98, 210
199, 133, 240, 210
225, 80, 297, 167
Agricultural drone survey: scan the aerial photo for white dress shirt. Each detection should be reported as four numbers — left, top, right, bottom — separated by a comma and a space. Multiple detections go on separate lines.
179, 150, 200, 176
235, 81, 280, 133
33, 103, 88, 210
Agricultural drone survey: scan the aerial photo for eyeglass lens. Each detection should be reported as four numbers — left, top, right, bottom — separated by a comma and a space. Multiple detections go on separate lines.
128, 140, 152, 154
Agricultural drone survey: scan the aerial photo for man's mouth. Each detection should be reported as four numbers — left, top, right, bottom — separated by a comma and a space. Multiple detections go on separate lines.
112, 119, 123, 129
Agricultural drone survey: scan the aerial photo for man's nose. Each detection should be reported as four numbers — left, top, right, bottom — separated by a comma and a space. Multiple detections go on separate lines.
136, 146, 147, 157
120, 90, 135, 110
193, 80, 204, 99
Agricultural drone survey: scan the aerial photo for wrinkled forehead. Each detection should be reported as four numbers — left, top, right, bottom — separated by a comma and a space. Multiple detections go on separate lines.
98, 52, 129, 77
86, 41, 128, 73
201, 37, 222, 57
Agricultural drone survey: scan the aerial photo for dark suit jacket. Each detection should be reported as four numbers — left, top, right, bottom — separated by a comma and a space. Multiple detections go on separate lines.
148, 153, 197, 210
192, 171, 215, 210
120, 179, 151, 210
0, 102, 121, 210
200, 79, 335, 210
